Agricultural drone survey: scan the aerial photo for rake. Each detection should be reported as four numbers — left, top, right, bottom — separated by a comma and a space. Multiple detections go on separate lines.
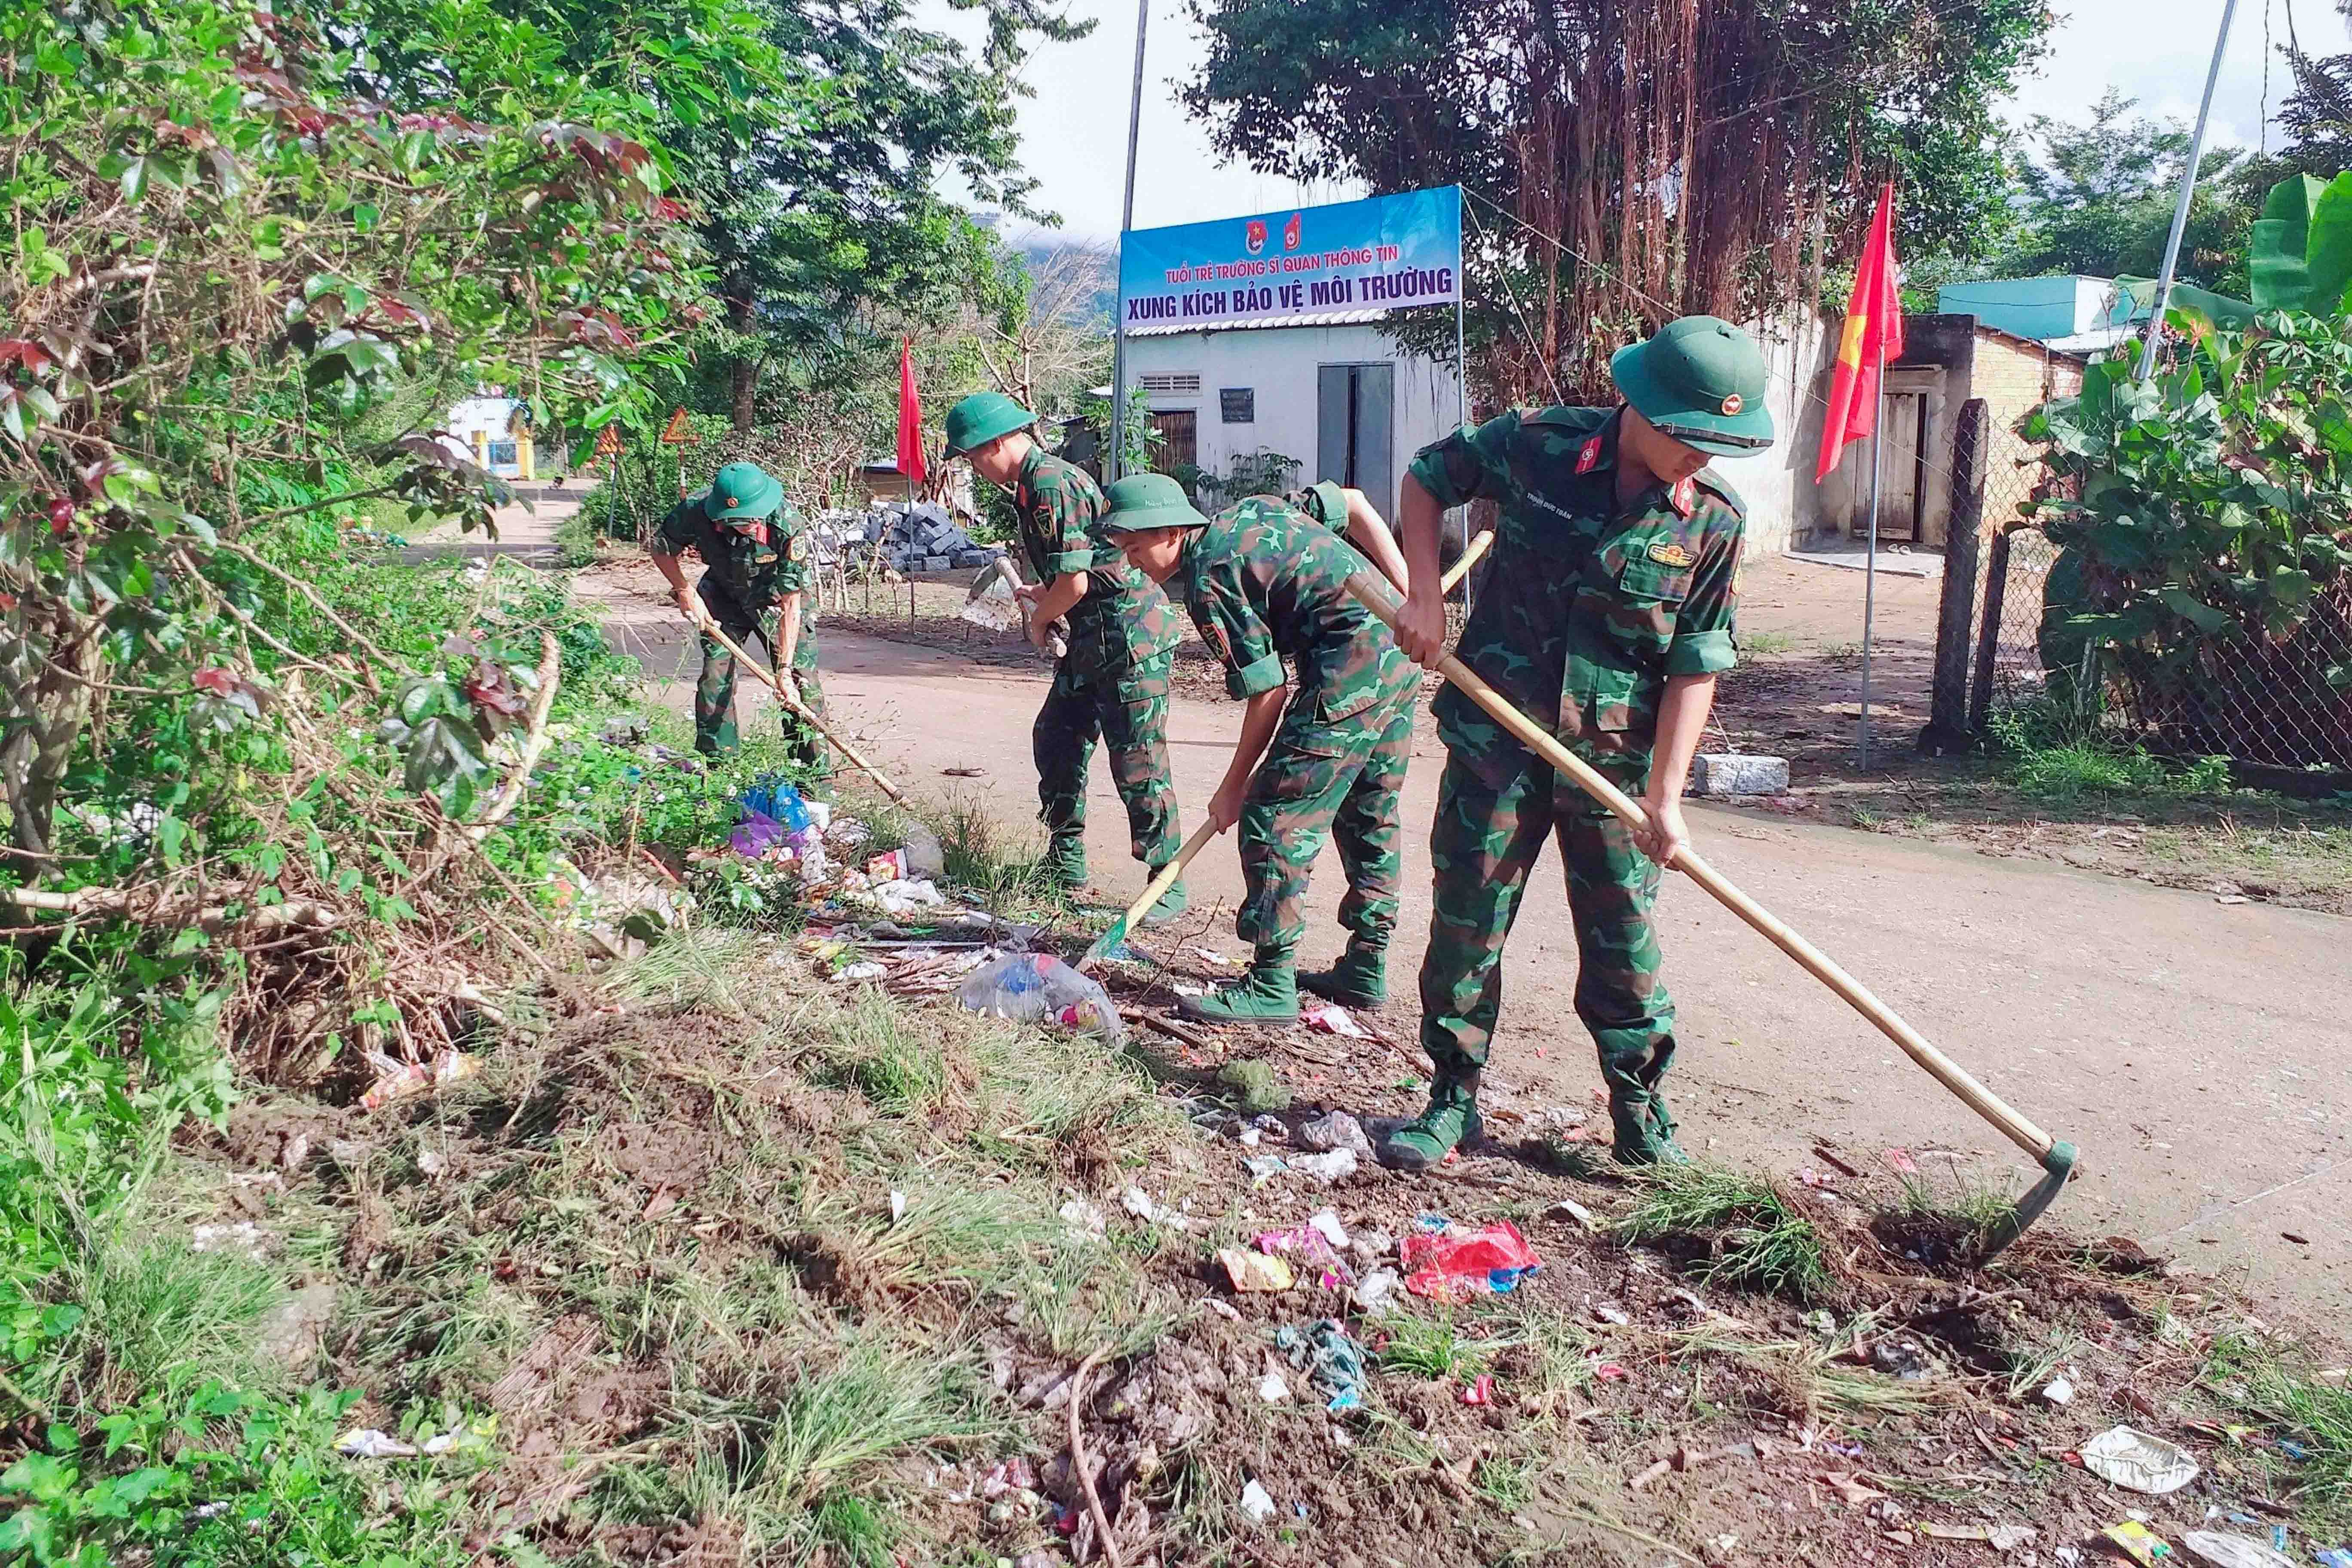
689, 614, 909, 806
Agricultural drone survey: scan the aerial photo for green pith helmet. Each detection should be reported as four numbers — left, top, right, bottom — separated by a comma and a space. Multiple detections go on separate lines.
1609, 315, 1775, 456
1100, 472, 1210, 533
703, 461, 783, 521
942, 391, 1037, 456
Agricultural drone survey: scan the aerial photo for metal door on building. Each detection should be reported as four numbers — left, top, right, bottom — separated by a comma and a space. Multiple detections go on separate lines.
1148, 409, 1197, 477
1317, 363, 1394, 517
1873, 392, 1926, 543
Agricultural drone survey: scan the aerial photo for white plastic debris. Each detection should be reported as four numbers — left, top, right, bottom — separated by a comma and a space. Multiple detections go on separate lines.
1120, 1185, 1194, 1232
2041, 1373, 2075, 1406
1256, 1371, 1291, 1404
1241, 1154, 1287, 1183
837, 962, 888, 982
1239, 1479, 1277, 1523
2079, 1424, 2199, 1494
1299, 1110, 1373, 1155
869, 877, 945, 916
1058, 1198, 1106, 1239
1351, 1266, 1402, 1317
1988, 1525, 2038, 1552
337, 1429, 418, 1459
1301, 1003, 1371, 1039
2180, 1531, 2300, 1568
1307, 1209, 1349, 1250
1291, 1148, 1357, 1185
889, 1191, 907, 1225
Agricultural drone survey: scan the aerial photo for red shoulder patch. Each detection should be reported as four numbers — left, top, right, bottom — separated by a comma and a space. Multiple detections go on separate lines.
1668, 477, 1697, 518
1575, 435, 1603, 476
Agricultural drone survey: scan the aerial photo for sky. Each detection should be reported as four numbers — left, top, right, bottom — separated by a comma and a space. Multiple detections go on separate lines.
919, 0, 2350, 245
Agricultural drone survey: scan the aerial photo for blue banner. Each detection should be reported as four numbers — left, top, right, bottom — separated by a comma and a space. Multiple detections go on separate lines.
1118, 187, 1462, 333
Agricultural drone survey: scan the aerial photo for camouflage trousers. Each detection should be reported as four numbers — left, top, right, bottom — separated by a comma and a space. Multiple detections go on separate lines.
1236, 692, 1414, 956
1418, 747, 1677, 1145
693, 585, 826, 771
1033, 653, 1179, 868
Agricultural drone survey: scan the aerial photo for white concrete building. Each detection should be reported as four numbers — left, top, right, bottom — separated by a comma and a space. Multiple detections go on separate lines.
439, 394, 540, 480
1123, 312, 1464, 521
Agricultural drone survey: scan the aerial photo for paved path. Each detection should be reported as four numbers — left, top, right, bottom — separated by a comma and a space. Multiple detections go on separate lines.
583, 569, 2352, 1320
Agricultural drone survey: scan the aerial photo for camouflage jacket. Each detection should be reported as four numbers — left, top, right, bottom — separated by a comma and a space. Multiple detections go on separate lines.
1406, 405, 1744, 774
656, 493, 814, 615
1173, 496, 1416, 726
1013, 447, 1183, 677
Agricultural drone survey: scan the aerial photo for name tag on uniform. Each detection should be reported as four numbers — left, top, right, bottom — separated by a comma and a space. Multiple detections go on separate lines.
1647, 542, 1695, 568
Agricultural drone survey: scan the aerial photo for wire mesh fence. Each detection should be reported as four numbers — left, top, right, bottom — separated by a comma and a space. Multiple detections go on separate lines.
1932, 397, 2352, 778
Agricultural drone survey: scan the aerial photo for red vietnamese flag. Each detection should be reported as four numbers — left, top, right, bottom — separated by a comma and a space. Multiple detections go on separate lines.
1816, 183, 1905, 482
895, 339, 927, 489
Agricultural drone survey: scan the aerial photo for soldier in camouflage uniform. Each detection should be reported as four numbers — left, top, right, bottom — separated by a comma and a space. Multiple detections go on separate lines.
648, 460, 827, 770
943, 393, 1185, 917
1381, 316, 1776, 1170
1100, 473, 1418, 1023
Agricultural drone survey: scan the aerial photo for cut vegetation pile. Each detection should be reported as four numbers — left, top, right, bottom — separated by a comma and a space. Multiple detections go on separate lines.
24, 866, 2350, 1567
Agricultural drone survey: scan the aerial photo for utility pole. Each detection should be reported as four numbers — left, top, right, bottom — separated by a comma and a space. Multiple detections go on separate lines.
1107, 0, 1148, 481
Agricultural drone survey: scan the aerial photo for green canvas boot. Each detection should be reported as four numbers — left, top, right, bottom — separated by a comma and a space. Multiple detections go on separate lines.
1041, 832, 1089, 892
1609, 1091, 1689, 1167
1380, 1072, 1484, 1171
1296, 944, 1386, 1008
1138, 868, 1188, 926
1176, 945, 1298, 1024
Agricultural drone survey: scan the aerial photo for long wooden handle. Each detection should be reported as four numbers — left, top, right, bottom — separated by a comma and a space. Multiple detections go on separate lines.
1440, 530, 1494, 594
1345, 572, 2055, 1161
1077, 819, 1220, 972
692, 615, 908, 805
990, 553, 1069, 659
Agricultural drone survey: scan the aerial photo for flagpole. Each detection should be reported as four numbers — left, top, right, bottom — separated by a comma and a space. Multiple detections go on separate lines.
2136, 0, 2239, 381
1859, 328, 1885, 769
1107, 0, 1149, 483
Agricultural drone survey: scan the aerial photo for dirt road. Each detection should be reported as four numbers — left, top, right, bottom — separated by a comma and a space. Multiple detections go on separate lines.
585, 567, 2352, 1321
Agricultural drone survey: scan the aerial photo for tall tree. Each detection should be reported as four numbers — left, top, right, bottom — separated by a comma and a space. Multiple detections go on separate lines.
2278, 0, 2352, 178
1181, 0, 2051, 403
2002, 89, 2254, 293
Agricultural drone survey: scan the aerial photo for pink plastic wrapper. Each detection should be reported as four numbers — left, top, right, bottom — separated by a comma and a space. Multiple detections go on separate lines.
1254, 1225, 1351, 1288
1400, 1220, 1542, 1302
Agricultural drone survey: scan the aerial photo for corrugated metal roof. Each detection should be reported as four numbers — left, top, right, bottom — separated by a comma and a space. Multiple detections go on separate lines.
1126, 308, 1392, 339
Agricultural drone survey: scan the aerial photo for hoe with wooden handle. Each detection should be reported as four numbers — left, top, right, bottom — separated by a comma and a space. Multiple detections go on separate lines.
1076, 820, 1219, 973
1346, 571, 2076, 1260
690, 614, 910, 807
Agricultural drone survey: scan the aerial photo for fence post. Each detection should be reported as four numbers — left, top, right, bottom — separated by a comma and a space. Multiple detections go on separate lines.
1969, 529, 2014, 736
1923, 398, 1990, 751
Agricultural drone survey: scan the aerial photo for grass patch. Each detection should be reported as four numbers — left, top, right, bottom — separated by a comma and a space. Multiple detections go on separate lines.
1736, 629, 1798, 658
2206, 1331, 2352, 1528
1617, 1164, 1832, 1302
1375, 1308, 1520, 1381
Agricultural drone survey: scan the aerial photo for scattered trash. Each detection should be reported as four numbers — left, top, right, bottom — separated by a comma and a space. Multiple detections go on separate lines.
2101, 1520, 2174, 1565
1885, 1148, 1920, 1175
2278, 1439, 2311, 1461
943, 765, 988, 777
1351, 1267, 1401, 1317
2179, 1532, 2298, 1568
836, 961, 888, 982
981, 1457, 1038, 1499
1119, 1185, 1194, 1231
1218, 1247, 1295, 1293
959, 574, 1026, 632
190, 1220, 272, 1260
2043, 1374, 2076, 1406
1593, 1304, 1632, 1326
1256, 1370, 1291, 1404
1459, 1374, 1495, 1406
360, 1049, 480, 1110
1172, 980, 1207, 997
1990, 1525, 2039, 1551
1276, 1318, 1368, 1411
1058, 1198, 1106, 1239
1306, 1209, 1349, 1250
1300, 1110, 1373, 1155
1291, 1149, 1358, 1186
1546, 1197, 1599, 1231
420, 1420, 494, 1458
956, 952, 1124, 1043
1241, 1154, 1288, 1184
1255, 1222, 1351, 1287
864, 848, 910, 881
337, 1429, 419, 1459
1400, 1219, 1542, 1302
1190, 945, 1234, 966
1871, 1338, 1937, 1382
1588, 1359, 1630, 1382
2313, 1552, 2352, 1568
1216, 1059, 1290, 1112
1238, 1478, 1277, 1524
1302, 1003, 1371, 1038
2081, 1425, 2200, 1494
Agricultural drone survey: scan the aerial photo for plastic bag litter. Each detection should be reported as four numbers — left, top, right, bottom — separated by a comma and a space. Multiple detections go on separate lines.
1239, 1478, 1277, 1524
337, 1429, 419, 1459
960, 574, 1026, 632
1400, 1219, 1543, 1302
741, 774, 811, 833
1218, 1247, 1293, 1292
1291, 1148, 1357, 1185
1302, 1003, 1371, 1038
1300, 1110, 1373, 1154
1254, 1222, 1351, 1287
1276, 1318, 1368, 1412
955, 953, 1126, 1044
2080, 1425, 2200, 1494
731, 811, 790, 858
1351, 1267, 1401, 1316
2180, 1532, 2299, 1568
360, 1050, 478, 1111
2101, 1521, 2174, 1565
